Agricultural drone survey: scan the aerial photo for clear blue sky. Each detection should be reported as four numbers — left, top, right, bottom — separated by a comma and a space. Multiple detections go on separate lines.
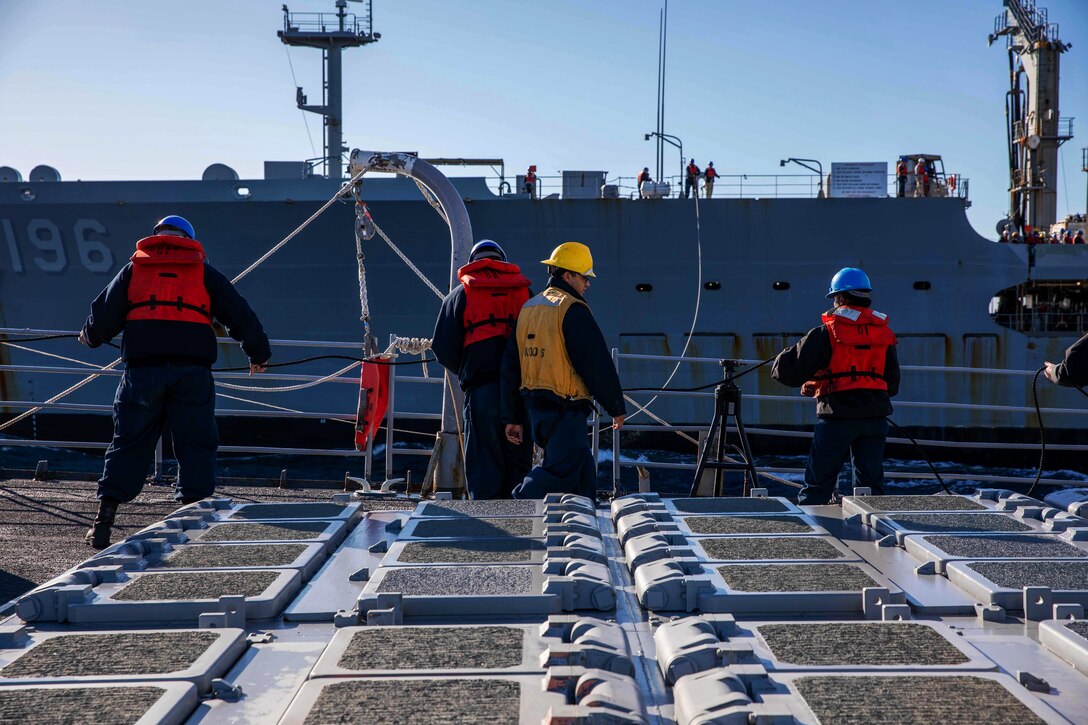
1, 0, 1086, 237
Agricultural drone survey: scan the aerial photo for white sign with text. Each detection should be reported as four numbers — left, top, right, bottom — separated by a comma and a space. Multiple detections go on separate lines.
829, 162, 888, 198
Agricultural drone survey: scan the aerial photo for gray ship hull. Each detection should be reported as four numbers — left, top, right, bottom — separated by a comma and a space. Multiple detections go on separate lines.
1, 176, 1085, 440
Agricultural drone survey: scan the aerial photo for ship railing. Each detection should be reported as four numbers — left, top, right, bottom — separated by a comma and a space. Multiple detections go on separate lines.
609, 349, 1088, 492
0, 327, 441, 486
492, 173, 969, 201
992, 310, 1088, 335
282, 10, 371, 37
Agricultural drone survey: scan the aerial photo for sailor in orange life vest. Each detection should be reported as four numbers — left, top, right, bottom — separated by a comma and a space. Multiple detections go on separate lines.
431, 240, 534, 499
500, 242, 626, 499
771, 268, 900, 505
78, 215, 270, 548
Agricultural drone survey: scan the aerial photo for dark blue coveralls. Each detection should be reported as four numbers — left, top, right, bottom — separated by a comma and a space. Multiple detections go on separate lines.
500, 276, 626, 500
432, 280, 533, 499
81, 260, 270, 503
771, 304, 900, 505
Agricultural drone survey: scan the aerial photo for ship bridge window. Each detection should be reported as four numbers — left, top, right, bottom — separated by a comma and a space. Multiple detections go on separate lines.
772, 281, 790, 291
914, 281, 932, 290
234, 185, 252, 199
990, 280, 1088, 334
635, 283, 653, 292
704, 281, 721, 291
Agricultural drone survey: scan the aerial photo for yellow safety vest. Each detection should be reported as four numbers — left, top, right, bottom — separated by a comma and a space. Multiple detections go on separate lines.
515, 287, 592, 401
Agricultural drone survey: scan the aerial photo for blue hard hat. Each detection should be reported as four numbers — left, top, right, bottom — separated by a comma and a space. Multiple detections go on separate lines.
154, 215, 195, 239
470, 239, 506, 262
826, 267, 872, 298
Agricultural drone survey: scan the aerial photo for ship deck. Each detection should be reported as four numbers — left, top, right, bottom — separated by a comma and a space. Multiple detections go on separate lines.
0, 484, 1086, 723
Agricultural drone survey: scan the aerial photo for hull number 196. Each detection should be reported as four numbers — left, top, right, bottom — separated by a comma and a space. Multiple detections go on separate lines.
1, 218, 114, 274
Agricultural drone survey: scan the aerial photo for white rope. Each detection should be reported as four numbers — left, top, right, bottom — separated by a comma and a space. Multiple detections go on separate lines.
353, 198, 374, 332
0, 342, 101, 368
216, 361, 361, 393
370, 216, 445, 300
215, 391, 355, 424
624, 180, 704, 423
384, 336, 432, 356
413, 179, 449, 225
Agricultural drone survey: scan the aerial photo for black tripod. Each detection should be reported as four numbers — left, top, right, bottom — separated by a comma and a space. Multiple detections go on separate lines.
689, 359, 759, 497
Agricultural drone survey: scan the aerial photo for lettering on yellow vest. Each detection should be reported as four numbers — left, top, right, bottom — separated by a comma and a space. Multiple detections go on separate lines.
515, 287, 592, 400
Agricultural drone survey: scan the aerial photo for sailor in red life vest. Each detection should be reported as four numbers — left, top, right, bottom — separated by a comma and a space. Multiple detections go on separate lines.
432, 240, 534, 499
524, 165, 538, 199
895, 159, 908, 198
684, 159, 701, 199
703, 161, 719, 198
637, 167, 653, 198
771, 268, 900, 505
78, 215, 270, 548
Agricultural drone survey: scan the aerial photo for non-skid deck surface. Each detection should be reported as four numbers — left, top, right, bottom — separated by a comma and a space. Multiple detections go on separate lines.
375, 566, 535, 596
1, 631, 220, 678
683, 515, 815, 535
191, 521, 329, 542
337, 627, 523, 670
231, 503, 348, 519
302, 679, 521, 725
159, 544, 307, 569
793, 675, 1046, 725
699, 537, 844, 561
716, 564, 879, 592
110, 571, 279, 601
1069, 621, 1088, 639
966, 560, 1088, 589
758, 623, 968, 666
418, 500, 538, 517
410, 518, 535, 538
0, 686, 167, 724
923, 534, 1086, 559
884, 513, 1033, 533
854, 495, 987, 511
397, 540, 541, 564
671, 498, 790, 514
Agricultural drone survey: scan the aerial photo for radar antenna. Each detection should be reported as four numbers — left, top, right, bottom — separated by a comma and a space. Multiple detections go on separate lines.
279, 0, 380, 179
989, 0, 1073, 236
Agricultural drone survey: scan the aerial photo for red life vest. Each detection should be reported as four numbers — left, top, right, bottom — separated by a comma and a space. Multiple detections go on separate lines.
896, 161, 907, 177
525, 170, 537, 183
458, 258, 531, 346
810, 306, 896, 396
705, 166, 718, 181
686, 163, 699, 178
126, 235, 212, 325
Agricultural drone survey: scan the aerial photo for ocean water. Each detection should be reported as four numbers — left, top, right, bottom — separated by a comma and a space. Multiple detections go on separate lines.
3, 435, 1085, 501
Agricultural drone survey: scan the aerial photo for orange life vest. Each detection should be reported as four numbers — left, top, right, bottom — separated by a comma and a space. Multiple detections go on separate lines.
458, 258, 531, 346
705, 166, 718, 180
686, 163, 699, 178
896, 161, 907, 177
126, 235, 212, 325
810, 306, 896, 396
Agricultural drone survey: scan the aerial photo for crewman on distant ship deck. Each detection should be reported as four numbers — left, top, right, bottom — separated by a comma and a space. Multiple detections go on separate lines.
895, 158, 908, 198
913, 158, 928, 198
684, 159, 701, 199
637, 167, 653, 198
1044, 333, 1088, 389
78, 215, 270, 549
771, 268, 900, 505
704, 162, 719, 198
501, 242, 626, 499
432, 240, 533, 499
524, 165, 538, 199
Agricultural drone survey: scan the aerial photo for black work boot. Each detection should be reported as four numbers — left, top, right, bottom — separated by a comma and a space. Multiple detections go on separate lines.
85, 497, 120, 550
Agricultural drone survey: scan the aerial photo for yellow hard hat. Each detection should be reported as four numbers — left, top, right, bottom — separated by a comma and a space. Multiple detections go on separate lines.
541, 241, 595, 277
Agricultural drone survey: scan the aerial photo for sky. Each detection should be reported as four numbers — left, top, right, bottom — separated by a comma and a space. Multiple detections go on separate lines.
1, 0, 1086, 238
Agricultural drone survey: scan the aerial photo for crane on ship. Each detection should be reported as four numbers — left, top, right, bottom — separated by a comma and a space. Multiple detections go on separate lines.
989, 0, 1073, 237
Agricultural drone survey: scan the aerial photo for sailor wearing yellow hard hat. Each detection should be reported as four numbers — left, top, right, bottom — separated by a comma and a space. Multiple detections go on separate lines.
500, 241, 626, 499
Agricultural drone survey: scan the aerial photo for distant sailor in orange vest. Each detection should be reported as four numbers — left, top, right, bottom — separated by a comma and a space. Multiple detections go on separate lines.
78, 215, 270, 548
704, 161, 719, 198
432, 240, 533, 498
684, 159, 701, 199
895, 159, 908, 198
771, 268, 900, 504
524, 165, 538, 199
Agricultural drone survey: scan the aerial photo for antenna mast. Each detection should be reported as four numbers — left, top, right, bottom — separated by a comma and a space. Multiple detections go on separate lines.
989, 0, 1072, 234
280, 0, 380, 179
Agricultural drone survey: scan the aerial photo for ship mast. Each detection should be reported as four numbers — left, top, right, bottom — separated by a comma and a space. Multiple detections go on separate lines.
989, 0, 1072, 234
279, 0, 380, 179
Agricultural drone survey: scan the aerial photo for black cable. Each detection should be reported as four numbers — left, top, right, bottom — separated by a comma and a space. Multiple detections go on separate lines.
885, 417, 953, 495
0, 333, 81, 343
623, 355, 777, 393
1027, 366, 1046, 498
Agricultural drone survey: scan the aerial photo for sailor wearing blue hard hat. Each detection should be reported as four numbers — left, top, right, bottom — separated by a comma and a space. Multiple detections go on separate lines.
432, 239, 534, 499
771, 267, 900, 504
78, 213, 271, 548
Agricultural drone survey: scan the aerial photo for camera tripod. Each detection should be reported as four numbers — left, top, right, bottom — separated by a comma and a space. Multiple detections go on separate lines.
689, 359, 760, 497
